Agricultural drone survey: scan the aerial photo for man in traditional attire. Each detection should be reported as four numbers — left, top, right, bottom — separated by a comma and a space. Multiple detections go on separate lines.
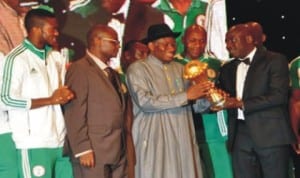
126, 23, 212, 178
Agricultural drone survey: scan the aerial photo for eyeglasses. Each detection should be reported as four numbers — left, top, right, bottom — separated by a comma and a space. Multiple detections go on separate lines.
101, 37, 120, 45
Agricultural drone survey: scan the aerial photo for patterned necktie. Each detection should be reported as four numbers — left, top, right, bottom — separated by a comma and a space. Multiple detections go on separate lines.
104, 67, 122, 101
105, 67, 114, 83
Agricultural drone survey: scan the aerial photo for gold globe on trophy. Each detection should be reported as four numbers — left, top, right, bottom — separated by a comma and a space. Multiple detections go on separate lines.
183, 60, 226, 108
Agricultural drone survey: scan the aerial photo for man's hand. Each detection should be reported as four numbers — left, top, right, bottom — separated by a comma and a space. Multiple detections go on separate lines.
79, 151, 95, 168
51, 86, 74, 105
187, 81, 214, 100
30, 86, 74, 109
210, 97, 243, 111
223, 97, 244, 109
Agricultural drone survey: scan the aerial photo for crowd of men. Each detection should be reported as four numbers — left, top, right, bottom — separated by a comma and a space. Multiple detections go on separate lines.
0, 1, 299, 178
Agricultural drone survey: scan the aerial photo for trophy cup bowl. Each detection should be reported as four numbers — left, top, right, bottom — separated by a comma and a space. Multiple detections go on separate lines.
183, 60, 225, 108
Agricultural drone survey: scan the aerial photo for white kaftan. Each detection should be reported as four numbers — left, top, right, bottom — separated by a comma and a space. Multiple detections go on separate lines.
126, 55, 204, 178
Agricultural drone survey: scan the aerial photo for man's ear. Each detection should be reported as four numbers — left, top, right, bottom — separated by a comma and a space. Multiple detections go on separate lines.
148, 42, 154, 52
262, 34, 266, 43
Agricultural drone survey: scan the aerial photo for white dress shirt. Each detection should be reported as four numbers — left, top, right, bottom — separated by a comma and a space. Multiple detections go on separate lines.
236, 47, 256, 120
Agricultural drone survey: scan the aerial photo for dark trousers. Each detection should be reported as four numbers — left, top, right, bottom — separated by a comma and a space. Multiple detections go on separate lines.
71, 154, 127, 178
232, 121, 290, 178
291, 149, 300, 178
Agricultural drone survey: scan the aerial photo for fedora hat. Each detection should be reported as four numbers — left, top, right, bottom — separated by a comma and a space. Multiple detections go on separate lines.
142, 23, 181, 44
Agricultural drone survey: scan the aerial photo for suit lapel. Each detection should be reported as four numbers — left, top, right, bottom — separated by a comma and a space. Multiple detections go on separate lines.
85, 56, 124, 107
243, 47, 266, 98
111, 70, 126, 107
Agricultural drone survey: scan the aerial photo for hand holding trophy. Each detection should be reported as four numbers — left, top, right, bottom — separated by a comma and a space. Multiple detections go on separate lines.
183, 60, 227, 109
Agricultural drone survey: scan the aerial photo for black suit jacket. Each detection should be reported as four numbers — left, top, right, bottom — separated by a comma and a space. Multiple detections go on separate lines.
219, 47, 295, 151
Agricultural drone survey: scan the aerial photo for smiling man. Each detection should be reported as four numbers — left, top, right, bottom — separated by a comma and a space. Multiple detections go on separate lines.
1, 8, 74, 178
126, 23, 214, 178
64, 24, 127, 178
219, 23, 294, 178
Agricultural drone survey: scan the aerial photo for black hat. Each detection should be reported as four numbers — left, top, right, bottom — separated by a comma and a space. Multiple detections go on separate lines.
142, 23, 181, 44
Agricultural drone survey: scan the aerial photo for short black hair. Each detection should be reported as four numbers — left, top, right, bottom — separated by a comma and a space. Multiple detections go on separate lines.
24, 8, 56, 32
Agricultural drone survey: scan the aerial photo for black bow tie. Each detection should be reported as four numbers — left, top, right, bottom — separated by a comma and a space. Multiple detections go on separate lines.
111, 13, 125, 23
239, 58, 250, 65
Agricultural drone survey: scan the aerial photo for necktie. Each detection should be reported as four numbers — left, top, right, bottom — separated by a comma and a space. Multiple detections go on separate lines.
104, 67, 122, 101
105, 67, 114, 83
105, 67, 118, 88
240, 58, 250, 65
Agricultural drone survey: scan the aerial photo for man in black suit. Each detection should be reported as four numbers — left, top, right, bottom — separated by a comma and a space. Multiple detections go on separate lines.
218, 24, 295, 178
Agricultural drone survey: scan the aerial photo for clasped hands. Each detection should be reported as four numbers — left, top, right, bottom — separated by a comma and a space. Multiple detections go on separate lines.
51, 86, 74, 105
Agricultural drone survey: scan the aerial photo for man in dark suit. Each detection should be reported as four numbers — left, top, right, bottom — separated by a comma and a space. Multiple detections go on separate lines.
218, 24, 295, 178
63, 24, 127, 178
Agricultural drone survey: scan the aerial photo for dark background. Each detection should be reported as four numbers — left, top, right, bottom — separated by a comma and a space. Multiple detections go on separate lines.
226, 0, 300, 60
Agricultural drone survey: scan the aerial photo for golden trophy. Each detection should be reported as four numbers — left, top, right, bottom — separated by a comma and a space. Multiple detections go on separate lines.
183, 60, 226, 108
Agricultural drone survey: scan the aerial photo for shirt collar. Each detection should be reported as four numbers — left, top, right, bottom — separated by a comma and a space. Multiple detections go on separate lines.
86, 49, 108, 70
23, 39, 52, 60
148, 54, 165, 66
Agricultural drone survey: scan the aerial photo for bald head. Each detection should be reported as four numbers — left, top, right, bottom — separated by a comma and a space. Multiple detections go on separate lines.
225, 24, 256, 58
228, 24, 249, 35
226, 23, 254, 42
245, 21, 266, 46
86, 24, 117, 48
86, 24, 120, 63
